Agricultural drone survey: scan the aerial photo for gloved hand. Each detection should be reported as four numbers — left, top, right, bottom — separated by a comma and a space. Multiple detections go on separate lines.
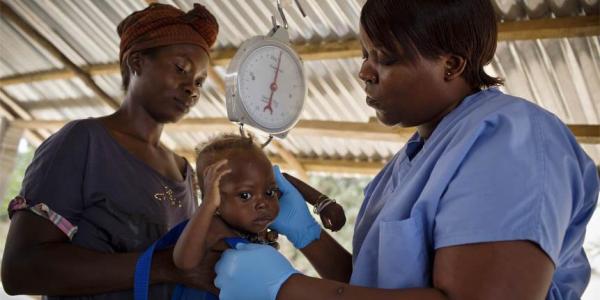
214, 243, 299, 300
270, 165, 321, 249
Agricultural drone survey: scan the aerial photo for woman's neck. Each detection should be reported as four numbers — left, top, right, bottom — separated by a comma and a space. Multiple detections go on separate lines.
417, 86, 479, 140
107, 99, 164, 146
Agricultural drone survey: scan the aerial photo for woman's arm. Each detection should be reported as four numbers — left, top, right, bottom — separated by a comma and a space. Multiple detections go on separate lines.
1, 211, 190, 296
299, 230, 352, 282
278, 275, 445, 300
271, 167, 351, 280
173, 159, 230, 270
278, 241, 554, 300
279, 172, 351, 280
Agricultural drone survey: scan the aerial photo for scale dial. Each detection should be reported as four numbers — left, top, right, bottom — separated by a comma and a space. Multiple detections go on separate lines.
238, 45, 304, 130
226, 28, 306, 138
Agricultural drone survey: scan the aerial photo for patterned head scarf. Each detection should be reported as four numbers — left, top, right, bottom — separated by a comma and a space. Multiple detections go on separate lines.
117, 3, 219, 65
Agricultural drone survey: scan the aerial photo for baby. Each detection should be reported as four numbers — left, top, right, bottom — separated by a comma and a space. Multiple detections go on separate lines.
173, 134, 345, 271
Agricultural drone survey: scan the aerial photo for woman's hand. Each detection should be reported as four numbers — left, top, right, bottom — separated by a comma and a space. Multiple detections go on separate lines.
168, 216, 236, 294
201, 159, 231, 210
215, 243, 299, 300
270, 166, 321, 249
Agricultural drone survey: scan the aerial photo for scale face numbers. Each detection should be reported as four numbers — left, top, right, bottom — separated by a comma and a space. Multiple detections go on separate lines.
237, 45, 305, 131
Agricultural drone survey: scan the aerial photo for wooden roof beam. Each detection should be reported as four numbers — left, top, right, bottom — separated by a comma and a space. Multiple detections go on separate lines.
498, 15, 600, 40
10, 118, 599, 144
569, 124, 600, 144
3, 15, 597, 87
0, 63, 119, 86
0, 1, 120, 109
177, 149, 385, 176
0, 90, 46, 146
270, 140, 308, 181
10, 118, 413, 142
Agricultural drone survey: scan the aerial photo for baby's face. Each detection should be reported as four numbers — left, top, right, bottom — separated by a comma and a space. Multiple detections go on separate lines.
208, 149, 280, 234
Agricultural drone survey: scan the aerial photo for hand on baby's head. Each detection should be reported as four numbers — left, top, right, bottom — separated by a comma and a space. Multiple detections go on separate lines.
200, 159, 231, 210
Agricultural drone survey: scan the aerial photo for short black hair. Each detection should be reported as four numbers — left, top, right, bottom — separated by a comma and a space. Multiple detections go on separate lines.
194, 133, 267, 186
195, 133, 262, 160
360, 0, 502, 89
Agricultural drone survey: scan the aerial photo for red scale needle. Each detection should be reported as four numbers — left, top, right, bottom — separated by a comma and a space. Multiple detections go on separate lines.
264, 51, 283, 115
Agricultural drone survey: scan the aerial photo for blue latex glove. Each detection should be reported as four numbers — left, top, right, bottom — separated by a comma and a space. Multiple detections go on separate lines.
214, 243, 299, 300
270, 165, 321, 249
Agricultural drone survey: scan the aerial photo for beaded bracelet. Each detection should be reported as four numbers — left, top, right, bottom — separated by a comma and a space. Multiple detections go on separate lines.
313, 194, 336, 214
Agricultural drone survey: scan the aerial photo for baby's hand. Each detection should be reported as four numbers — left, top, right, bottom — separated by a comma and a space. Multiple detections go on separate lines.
319, 202, 346, 232
202, 159, 231, 210
280, 172, 346, 232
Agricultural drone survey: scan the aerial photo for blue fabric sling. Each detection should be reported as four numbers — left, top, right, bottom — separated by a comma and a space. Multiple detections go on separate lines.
134, 220, 249, 300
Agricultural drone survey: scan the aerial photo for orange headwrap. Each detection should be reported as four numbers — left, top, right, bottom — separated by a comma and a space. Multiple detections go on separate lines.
117, 3, 219, 65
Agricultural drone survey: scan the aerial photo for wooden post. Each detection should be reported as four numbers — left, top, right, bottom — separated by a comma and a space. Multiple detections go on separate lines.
0, 117, 24, 202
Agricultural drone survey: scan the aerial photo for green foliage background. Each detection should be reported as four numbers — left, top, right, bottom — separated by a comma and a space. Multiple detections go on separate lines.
1, 145, 33, 221
278, 174, 372, 276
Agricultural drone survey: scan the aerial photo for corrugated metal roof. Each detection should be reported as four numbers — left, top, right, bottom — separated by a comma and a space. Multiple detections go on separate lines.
0, 0, 598, 166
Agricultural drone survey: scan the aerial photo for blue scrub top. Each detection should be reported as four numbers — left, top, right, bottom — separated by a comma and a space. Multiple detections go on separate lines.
350, 88, 599, 299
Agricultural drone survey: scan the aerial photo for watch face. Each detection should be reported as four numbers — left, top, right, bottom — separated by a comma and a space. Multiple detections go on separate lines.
237, 45, 305, 131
